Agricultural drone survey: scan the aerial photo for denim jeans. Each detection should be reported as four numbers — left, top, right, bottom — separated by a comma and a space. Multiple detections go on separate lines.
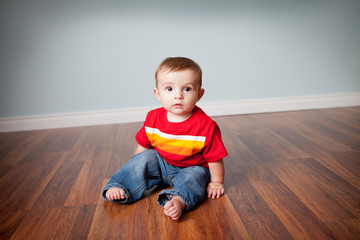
102, 149, 210, 211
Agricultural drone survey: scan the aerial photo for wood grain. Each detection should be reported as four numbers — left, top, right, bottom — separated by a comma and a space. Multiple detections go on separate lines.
0, 106, 359, 239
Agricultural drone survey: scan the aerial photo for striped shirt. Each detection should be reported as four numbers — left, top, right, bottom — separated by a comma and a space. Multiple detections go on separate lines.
136, 107, 227, 167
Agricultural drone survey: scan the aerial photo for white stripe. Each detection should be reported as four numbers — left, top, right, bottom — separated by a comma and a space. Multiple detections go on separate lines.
145, 127, 206, 142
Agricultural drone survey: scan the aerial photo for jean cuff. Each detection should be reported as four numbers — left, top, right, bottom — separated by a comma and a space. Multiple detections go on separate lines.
157, 189, 192, 211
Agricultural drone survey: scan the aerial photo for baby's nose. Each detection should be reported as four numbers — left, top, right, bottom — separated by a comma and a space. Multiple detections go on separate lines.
174, 90, 183, 99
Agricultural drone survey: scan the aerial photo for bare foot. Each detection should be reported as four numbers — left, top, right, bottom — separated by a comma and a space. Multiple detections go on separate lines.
106, 187, 125, 201
164, 196, 186, 220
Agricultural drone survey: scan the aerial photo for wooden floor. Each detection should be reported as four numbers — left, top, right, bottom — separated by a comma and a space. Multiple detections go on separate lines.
0, 107, 359, 239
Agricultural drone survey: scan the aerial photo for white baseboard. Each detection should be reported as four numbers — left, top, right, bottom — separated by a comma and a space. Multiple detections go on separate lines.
1, 92, 359, 132
198, 92, 360, 117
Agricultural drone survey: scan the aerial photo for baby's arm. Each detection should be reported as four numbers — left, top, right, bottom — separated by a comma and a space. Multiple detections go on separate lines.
135, 144, 150, 155
207, 159, 225, 199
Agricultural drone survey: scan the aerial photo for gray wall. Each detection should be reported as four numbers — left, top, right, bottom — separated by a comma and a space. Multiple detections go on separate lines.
1, 0, 359, 118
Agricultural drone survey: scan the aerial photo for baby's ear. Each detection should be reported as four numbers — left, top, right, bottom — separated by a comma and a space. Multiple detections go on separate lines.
153, 88, 161, 101
197, 88, 205, 101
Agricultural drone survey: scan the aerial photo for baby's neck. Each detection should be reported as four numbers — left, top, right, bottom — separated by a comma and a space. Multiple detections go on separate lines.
167, 112, 192, 123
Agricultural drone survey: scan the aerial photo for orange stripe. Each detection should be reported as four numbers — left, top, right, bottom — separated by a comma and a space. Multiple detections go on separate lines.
155, 142, 202, 156
147, 133, 204, 156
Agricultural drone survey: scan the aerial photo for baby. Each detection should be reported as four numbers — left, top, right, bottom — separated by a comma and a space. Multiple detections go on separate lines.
103, 57, 228, 220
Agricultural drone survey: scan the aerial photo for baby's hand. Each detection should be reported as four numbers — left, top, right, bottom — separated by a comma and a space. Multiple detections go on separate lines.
207, 182, 225, 199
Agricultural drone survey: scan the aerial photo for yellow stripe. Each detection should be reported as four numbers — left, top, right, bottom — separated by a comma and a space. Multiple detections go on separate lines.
146, 133, 204, 156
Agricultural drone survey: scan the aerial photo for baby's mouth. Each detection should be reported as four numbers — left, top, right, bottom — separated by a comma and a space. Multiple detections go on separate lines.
173, 103, 183, 108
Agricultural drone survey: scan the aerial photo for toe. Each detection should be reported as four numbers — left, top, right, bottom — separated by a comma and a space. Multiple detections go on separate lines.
164, 201, 173, 210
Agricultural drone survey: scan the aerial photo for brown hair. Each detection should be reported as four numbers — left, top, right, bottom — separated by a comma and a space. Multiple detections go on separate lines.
155, 57, 202, 88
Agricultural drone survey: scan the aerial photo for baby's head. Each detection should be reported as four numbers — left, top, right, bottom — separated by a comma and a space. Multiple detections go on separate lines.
154, 57, 205, 122
155, 57, 202, 89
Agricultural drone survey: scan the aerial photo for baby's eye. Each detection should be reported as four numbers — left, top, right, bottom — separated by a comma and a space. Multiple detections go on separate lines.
184, 87, 192, 92
166, 87, 173, 91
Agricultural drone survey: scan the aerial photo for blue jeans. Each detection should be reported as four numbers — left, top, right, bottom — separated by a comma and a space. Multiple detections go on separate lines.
102, 149, 210, 211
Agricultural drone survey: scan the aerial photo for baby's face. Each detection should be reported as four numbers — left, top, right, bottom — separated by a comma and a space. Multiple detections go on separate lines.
154, 69, 204, 122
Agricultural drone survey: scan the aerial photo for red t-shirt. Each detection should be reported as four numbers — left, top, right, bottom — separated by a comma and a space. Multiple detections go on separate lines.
135, 106, 228, 168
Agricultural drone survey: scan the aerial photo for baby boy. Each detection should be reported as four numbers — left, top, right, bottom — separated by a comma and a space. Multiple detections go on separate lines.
103, 57, 228, 220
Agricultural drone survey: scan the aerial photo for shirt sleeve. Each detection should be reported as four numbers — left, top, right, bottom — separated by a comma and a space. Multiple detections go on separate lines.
203, 123, 228, 163
135, 125, 152, 149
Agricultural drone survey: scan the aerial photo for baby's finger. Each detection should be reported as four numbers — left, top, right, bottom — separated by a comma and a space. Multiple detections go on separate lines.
212, 190, 218, 199
216, 189, 221, 198
208, 189, 214, 198
208, 188, 216, 198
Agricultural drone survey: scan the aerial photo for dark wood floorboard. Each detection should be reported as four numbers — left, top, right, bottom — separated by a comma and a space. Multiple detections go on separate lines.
0, 107, 359, 239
